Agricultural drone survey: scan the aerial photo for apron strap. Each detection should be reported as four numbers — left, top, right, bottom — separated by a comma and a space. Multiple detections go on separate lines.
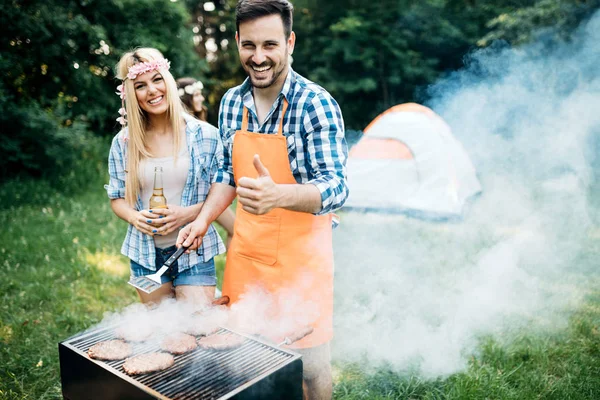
242, 106, 250, 131
241, 98, 289, 135
276, 98, 289, 137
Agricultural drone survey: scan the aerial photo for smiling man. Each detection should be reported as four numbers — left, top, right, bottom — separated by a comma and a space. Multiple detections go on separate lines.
176, 1, 348, 398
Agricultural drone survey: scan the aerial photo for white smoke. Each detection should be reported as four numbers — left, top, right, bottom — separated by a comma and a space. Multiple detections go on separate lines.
332, 11, 600, 377
94, 277, 319, 347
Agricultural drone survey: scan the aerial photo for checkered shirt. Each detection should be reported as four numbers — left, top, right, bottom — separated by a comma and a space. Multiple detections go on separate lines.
215, 69, 349, 215
104, 114, 226, 271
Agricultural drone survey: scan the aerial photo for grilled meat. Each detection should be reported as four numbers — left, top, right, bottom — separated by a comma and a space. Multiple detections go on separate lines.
197, 333, 245, 351
122, 352, 174, 375
87, 340, 132, 361
160, 332, 197, 355
186, 306, 228, 336
115, 325, 153, 342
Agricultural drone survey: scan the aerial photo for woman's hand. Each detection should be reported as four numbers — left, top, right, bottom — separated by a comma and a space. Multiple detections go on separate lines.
146, 205, 196, 236
128, 209, 162, 236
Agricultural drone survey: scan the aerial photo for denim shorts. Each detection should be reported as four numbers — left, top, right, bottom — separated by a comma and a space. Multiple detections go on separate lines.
130, 245, 216, 287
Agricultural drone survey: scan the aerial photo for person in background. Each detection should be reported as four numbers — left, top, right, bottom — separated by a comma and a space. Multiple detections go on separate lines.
177, 76, 235, 249
105, 47, 235, 309
177, 77, 208, 122
176, 1, 349, 398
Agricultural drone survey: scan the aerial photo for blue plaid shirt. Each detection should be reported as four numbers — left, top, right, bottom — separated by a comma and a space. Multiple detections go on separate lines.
215, 69, 349, 215
104, 114, 226, 271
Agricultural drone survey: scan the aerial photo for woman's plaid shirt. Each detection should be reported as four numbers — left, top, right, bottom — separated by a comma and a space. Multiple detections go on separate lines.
104, 115, 226, 271
215, 69, 349, 215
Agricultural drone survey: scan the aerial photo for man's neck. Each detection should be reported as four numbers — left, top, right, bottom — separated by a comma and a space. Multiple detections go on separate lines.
252, 68, 289, 123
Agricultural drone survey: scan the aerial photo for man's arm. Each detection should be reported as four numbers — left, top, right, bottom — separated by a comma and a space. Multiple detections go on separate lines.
214, 206, 235, 237
235, 92, 348, 216
178, 92, 238, 250
236, 155, 322, 214
302, 92, 349, 215
177, 183, 236, 250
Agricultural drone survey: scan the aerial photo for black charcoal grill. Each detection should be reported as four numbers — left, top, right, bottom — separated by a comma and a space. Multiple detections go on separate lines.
59, 325, 302, 400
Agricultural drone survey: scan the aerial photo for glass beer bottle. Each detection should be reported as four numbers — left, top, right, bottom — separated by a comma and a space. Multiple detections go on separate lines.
149, 166, 167, 209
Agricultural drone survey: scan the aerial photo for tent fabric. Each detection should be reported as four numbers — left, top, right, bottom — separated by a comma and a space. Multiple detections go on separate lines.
345, 103, 481, 217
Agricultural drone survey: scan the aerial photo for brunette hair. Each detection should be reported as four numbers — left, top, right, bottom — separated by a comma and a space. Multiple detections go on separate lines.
236, 0, 294, 38
176, 77, 208, 122
115, 48, 184, 206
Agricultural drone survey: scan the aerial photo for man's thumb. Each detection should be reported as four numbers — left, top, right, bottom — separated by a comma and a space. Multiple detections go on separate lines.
253, 154, 270, 177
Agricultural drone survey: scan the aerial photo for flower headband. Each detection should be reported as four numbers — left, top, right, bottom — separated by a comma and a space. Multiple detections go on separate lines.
115, 58, 171, 127
178, 81, 204, 97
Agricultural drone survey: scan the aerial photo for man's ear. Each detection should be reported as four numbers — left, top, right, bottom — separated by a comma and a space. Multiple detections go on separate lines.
288, 31, 296, 54
235, 31, 240, 48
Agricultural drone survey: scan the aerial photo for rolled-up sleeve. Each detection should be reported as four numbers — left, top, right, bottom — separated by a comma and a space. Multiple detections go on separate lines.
104, 134, 126, 199
213, 95, 236, 187
203, 124, 222, 183
303, 93, 349, 215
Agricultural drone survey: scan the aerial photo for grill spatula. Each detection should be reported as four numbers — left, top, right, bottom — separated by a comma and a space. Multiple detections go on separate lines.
127, 245, 188, 294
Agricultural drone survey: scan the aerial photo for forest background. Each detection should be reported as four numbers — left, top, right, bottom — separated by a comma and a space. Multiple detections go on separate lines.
3, 0, 600, 188
3, 1, 600, 399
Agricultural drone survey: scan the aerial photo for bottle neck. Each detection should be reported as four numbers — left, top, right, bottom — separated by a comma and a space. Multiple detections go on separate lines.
153, 169, 163, 191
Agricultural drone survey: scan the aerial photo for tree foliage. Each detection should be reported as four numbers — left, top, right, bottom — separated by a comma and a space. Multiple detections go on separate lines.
1, 0, 204, 181
1, 0, 598, 182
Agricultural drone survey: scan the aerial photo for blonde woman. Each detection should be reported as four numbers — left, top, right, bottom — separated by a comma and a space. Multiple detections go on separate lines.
105, 48, 234, 307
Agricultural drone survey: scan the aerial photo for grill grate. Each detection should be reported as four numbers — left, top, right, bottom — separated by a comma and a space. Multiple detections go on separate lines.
62, 325, 300, 400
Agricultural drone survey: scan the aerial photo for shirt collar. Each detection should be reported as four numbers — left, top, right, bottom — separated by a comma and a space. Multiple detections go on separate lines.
240, 67, 296, 104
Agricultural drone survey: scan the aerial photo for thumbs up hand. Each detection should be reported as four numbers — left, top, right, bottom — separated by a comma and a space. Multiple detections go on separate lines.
237, 154, 281, 215
252, 154, 271, 178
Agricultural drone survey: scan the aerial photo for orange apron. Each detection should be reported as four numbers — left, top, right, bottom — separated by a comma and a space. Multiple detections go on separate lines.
222, 99, 334, 349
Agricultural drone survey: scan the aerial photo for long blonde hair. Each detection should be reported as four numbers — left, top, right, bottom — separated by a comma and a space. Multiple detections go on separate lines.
115, 48, 185, 206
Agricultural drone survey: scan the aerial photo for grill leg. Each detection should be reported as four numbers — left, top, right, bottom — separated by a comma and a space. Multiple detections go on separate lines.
232, 358, 303, 400
59, 343, 157, 400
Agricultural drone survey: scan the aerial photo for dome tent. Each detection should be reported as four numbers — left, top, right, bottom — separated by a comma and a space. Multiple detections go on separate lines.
344, 103, 481, 218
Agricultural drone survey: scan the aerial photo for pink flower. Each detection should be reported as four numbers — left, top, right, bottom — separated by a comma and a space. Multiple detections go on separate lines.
126, 58, 170, 80
116, 84, 125, 100
118, 107, 127, 116
116, 116, 126, 126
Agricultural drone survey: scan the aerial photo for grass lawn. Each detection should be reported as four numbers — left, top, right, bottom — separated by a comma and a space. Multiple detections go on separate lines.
0, 178, 598, 399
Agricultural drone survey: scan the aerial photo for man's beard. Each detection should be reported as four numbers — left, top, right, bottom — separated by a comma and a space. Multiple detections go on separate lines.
245, 53, 288, 89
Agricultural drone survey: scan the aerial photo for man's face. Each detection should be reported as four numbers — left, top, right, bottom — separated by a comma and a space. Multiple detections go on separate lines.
236, 14, 295, 90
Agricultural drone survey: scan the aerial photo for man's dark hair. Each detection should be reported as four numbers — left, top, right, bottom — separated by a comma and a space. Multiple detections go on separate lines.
236, 0, 294, 38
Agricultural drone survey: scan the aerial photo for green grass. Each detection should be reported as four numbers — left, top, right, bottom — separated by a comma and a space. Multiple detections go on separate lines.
0, 178, 227, 399
0, 178, 598, 399
333, 310, 600, 399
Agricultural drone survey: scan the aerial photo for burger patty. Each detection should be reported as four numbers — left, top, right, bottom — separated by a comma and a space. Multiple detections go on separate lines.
122, 352, 174, 375
88, 340, 132, 361
186, 306, 228, 336
197, 333, 245, 351
160, 332, 197, 355
186, 323, 219, 337
114, 326, 153, 342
